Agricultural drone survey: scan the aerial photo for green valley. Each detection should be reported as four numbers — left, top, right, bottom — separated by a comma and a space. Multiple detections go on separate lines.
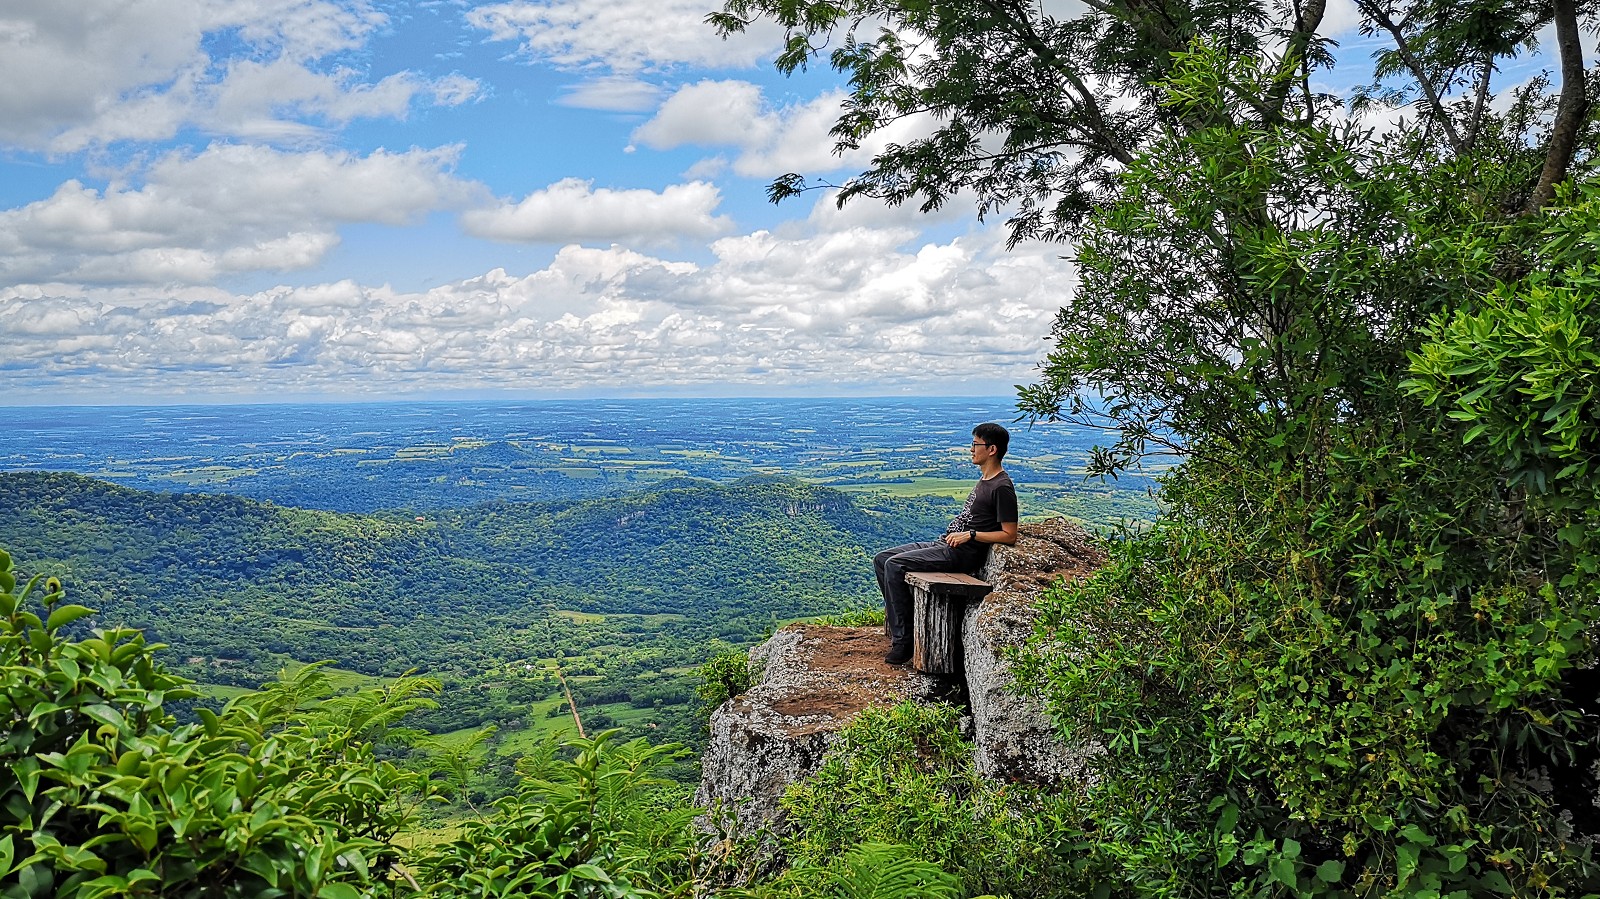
0, 470, 964, 771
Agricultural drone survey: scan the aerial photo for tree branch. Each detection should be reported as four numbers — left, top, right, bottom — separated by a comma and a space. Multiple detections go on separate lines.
976, 0, 1139, 164
1354, 0, 1470, 155
1267, 0, 1328, 116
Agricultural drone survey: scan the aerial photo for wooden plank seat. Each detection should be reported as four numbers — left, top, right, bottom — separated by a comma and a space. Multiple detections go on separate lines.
904, 571, 994, 675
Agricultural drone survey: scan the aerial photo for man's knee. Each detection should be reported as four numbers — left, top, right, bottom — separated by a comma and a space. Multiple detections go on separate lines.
873, 549, 899, 579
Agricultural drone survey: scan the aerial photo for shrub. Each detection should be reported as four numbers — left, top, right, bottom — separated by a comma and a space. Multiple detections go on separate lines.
810, 607, 886, 628
694, 645, 754, 728
0, 548, 421, 898
409, 731, 697, 899
777, 703, 1085, 898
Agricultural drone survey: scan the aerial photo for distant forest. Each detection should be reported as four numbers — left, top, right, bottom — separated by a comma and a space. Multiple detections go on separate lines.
0, 470, 967, 749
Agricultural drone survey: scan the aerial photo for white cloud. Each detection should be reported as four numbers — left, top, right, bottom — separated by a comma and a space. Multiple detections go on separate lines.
466, 0, 783, 73
0, 143, 482, 283
1319, 0, 1363, 38
554, 76, 664, 112
0, 219, 1073, 397
632, 81, 932, 178
631, 80, 770, 148
461, 178, 732, 245
0, 0, 480, 152
801, 189, 971, 234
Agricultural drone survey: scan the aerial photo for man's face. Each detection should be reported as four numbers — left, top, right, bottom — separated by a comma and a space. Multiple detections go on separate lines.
970, 437, 993, 465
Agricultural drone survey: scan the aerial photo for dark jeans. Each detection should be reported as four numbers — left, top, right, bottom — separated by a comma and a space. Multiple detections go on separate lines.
874, 540, 975, 649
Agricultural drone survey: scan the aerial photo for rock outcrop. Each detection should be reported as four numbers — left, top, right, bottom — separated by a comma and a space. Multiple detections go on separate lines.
693, 624, 944, 832
966, 518, 1105, 784
696, 518, 1106, 833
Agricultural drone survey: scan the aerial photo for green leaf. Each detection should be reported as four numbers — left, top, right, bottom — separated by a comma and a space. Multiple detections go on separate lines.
317, 884, 362, 899
80, 704, 126, 731
1315, 860, 1345, 883
1478, 870, 1513, 894
1215, 802, 1239, 835
1398, 824, 1436, 846
570, 863, 613, 883
1269, 857, 1297, 887
1397, 843, 1421, 884
0, 834, 12, 878
17, 863, 51, 899
11, 759, 40, 802
44, 605, 94, 632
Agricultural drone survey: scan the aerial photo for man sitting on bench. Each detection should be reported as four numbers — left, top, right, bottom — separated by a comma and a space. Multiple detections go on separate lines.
874, 422, 1019, 665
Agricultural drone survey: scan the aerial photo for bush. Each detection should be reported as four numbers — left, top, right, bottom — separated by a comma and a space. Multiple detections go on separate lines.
777, 703, 1085, 898
810, 607, 886, 628
409, 731, 697, 899
694, 644, 754, 728
0, 548, 421, 899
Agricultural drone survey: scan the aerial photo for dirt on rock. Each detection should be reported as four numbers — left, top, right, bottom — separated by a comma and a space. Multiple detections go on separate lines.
758, 624, 942, 733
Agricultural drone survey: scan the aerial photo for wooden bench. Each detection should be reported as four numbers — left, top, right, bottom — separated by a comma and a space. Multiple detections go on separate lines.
904, 571, 994, 675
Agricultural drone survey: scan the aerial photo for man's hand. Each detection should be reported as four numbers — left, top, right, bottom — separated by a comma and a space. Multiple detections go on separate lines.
943, 530, 972, 548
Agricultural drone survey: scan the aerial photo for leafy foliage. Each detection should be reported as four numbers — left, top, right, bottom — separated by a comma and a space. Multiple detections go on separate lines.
410, 731, 697, 899
777, 703, 1083, 898
714, 0, 1600, 896
0, 548, 422, 899
0, 473, 953, 757
1406, 182, 1600, 586
732, 842, 963, 899
693, 644, 754, 729
808, 607, 885, 628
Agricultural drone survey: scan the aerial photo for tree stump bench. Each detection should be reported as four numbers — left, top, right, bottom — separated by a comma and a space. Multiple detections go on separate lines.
905, 572, 994, 675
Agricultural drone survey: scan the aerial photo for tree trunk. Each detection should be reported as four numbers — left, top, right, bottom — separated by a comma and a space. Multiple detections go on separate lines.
1527, 0, 1589, 213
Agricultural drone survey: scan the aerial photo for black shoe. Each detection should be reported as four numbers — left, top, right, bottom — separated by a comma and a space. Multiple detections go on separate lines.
885, 645, 912, 665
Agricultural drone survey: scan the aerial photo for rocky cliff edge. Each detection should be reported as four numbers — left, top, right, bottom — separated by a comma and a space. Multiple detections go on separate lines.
695, 518, 1106, 834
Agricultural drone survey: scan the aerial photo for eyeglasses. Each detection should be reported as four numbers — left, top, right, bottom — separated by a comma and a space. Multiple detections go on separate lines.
970, 441, 993, 448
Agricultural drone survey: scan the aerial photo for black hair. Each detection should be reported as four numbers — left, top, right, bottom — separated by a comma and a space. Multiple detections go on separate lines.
973, 422, 1009, 460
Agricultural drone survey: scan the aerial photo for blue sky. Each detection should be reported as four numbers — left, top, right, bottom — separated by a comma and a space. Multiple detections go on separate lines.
0, 0, 1572, 404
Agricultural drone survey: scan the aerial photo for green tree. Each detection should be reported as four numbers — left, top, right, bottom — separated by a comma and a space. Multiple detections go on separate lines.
714, 0, 1599, 895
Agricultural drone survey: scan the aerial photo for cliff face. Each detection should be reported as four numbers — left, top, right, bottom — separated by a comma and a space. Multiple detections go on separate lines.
696, 518, 1105, 834
693, 624, 945, 832
967, 517, 1105, 783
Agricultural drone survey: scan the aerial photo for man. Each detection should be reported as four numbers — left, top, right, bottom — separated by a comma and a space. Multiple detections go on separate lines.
874, 422, 1019, 665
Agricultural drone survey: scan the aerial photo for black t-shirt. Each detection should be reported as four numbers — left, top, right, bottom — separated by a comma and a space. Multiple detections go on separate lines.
946, 471, 1018, 538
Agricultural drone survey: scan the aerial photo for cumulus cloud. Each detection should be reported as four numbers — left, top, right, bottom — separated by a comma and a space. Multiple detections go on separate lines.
0, 0, 480, 152
632, 80, 932, 178
631, 80, 771, 149
462, 179, 732, 245
0, 222, 1074, 397
467, 0, 783, 73
0, 143, 483, 283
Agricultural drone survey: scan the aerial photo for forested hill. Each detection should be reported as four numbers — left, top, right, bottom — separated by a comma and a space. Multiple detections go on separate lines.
0, 471, 956, 683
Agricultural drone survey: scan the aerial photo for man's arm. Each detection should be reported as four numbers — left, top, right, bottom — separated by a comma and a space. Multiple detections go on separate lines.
943, 521, 1019, 547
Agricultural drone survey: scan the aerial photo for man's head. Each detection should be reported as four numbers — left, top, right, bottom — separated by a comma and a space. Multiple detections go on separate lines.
971, 422, 1009, 462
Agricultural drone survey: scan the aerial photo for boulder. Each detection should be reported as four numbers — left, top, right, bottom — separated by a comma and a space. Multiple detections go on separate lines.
694, 624, 943, 835
965, 517, 1106, 785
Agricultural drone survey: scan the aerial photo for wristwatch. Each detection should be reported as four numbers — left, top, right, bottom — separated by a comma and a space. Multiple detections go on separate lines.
968, 529, 977, 543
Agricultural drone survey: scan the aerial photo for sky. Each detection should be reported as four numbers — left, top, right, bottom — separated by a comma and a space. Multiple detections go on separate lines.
0, 0, 1570, 404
